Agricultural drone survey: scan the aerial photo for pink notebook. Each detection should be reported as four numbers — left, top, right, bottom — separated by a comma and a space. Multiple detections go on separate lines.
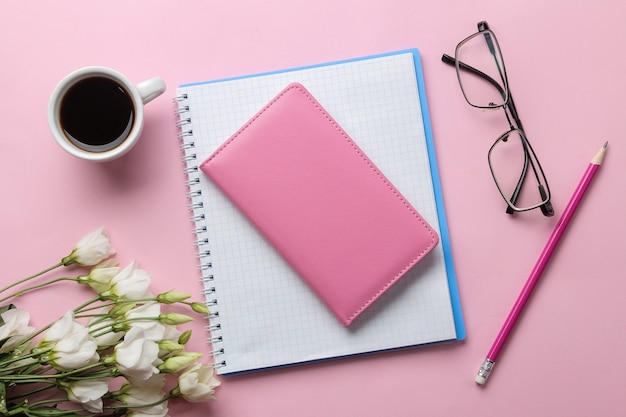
201, 83, 439, 326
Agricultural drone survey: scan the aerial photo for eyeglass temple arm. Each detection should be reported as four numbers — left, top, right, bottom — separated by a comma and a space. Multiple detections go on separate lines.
441, 54, 507, 101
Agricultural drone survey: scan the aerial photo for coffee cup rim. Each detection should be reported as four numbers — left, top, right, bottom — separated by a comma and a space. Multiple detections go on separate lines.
48, 66, 145, 162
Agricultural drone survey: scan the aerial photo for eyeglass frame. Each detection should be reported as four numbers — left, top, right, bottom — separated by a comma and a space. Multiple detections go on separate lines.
442, 21, 554, 217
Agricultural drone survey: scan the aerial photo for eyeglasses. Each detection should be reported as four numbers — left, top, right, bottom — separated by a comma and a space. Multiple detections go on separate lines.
442, 21, 554, 217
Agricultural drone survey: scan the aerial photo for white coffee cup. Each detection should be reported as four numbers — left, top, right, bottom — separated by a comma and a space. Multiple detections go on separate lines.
48, 66, 166, 162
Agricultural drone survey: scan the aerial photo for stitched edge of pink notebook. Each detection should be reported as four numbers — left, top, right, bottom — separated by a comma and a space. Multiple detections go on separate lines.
201, 83, 439, 325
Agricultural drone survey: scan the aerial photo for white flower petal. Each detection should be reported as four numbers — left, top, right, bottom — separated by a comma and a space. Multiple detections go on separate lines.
125, 302, 166, 342
115, 327, 160, 380
65, 379, 109, 413
0, 308, 35, 353
119, 377, 169, 417
178, 362, 221, 402
42, 311, 100, 370
42, 311, 75, 343
106, 261, 153, 300
64, 227, 116, 266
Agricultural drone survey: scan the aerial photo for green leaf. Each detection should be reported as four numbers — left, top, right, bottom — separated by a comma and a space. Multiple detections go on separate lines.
0, 305, 17, 353
0, 381, 7, 414
22, 404, 85, 417
0, 304, 16, 326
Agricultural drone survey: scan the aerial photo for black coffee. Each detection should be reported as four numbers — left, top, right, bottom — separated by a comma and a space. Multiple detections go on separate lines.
60, 77, 134, 152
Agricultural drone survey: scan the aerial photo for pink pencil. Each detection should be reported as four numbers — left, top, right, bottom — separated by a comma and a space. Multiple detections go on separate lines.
475, 142, 608, 385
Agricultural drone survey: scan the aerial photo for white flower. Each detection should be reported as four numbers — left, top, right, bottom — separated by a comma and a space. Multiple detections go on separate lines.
125, 302, 166, 341
40, 311, 99, 370
62, 227, 116, 266
178, 362, 221, 402
118, 375, 169, 417
101, 261, 153, 301
114, 326, 160, 380
78, 259, 120, 294
63, 378, 109, 413
0, 308, 35, 353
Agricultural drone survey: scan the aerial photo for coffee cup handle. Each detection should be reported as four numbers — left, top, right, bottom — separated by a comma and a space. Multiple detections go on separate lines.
136, 77, 167, 104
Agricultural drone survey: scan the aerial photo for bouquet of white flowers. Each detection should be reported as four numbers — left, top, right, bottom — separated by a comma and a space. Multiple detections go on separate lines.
0, 227, 220, 417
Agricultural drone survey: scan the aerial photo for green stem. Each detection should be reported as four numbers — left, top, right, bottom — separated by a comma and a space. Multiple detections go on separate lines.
62, 369, 116, 380
72, 296, 102, 315
106, 392, 174, 412
4, 380, 56, 392
85, 316, 161, 345
6, 382, 56, 402
7, 400, 85, 416
74, 301, 116, 314
0, 350, 42, 371
0, 262, 63, 296
80, 297, 156, 314
0, 277, 78, 304
24, 397, 75, 407
0, 361, 105, 382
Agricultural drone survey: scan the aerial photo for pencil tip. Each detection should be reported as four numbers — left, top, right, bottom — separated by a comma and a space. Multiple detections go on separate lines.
592, 142, 608, 165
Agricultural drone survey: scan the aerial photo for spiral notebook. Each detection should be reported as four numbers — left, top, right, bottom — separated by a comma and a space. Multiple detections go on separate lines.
174, 49, 465, 375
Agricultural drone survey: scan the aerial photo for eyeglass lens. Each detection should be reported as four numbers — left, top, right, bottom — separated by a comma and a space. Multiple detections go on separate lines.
488, 130, 550, 211
455, 31, 508, 108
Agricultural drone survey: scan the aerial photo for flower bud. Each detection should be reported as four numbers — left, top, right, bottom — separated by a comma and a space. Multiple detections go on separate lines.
77, 259, 120, 294
157, 291, 191, 304
109, 302, 136, 317
191, 302, 210, 315
157, 351, 202, 374
158, 313, 193, 326
178, 330, 192, 345
158, 339, 185, 352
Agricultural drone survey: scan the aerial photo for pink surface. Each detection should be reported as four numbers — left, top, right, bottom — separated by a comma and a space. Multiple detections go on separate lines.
1, 1, 624, 416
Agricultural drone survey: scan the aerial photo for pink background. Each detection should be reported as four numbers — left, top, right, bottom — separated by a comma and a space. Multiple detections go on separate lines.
2, 1, 624, 416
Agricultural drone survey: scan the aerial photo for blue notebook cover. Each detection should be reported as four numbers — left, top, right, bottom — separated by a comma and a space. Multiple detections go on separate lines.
175, 49, 465, 375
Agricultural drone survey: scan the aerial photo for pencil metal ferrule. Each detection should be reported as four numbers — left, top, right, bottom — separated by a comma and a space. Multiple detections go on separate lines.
476, 359, 495, 384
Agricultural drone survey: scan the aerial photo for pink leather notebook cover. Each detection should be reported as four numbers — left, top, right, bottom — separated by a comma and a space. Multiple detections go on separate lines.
201, 83, 439, 326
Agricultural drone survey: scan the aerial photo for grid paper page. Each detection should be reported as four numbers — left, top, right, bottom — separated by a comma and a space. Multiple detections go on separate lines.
176, 50, 460, 375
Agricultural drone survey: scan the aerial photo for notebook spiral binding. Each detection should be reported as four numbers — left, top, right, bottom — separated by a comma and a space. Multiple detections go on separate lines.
173, 94, 226, 370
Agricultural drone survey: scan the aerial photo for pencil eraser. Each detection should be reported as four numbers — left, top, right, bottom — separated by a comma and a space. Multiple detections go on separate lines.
475, 375, 487, 385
